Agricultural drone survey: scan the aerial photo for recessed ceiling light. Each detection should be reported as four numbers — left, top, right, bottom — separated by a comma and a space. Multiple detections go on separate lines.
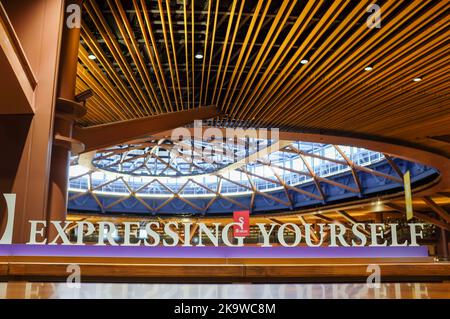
364, 66, 373, 71
195, 53, 203, 59
413, 77, 422, 82
88, 54, 97, 60
300, 59, 309, 64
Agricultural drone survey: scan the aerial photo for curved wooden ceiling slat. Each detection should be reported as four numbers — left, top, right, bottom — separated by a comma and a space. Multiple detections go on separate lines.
76, 0, 450, 156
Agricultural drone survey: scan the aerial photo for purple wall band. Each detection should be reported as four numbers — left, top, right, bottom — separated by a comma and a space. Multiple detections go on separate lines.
0, 244, 428, 258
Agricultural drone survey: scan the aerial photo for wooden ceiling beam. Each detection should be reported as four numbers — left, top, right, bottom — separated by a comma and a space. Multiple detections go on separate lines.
74, 105, 220, 152
222, 0, 266, 116
336, 210, 371, 237
278, 1, 417, 126
164, 0, 184, 111
242, 0, 330, 122
140, 0, 174, 112
133, 0, 172, 112
156, 0, 181, 110
86, 1, 149, 117
334, 145, 362, 195
111, 0, 162, 114
229, 0, 296, 121
281, 2, 445, 129
413, 212, 450, 232
422, 196, 450, 224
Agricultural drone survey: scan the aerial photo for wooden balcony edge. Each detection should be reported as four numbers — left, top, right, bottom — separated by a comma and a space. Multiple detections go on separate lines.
0, 2, 37, 113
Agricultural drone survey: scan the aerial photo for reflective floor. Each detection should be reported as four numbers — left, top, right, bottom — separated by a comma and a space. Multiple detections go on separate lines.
0, 282, 449, 299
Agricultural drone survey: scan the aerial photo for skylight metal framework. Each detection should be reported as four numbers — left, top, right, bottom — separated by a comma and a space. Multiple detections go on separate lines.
68, 140, 415, 215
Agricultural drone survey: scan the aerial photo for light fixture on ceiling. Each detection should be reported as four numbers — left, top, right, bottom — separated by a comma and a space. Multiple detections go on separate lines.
372, 198, 384, 212
300, 59, 309, 64
195, 52, 203, 59
413, 77, 422, 82
88, 54, 97, 60
364, 66, 373, 71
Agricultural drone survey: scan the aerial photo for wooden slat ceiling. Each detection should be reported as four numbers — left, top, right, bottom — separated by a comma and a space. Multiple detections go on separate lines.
76, 0, 450, 156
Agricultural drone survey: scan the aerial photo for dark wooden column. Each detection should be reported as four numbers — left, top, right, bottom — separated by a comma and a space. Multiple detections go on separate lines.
0, 0, 65, 243
46, 0, 85, 241
437, 228, 449, 261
